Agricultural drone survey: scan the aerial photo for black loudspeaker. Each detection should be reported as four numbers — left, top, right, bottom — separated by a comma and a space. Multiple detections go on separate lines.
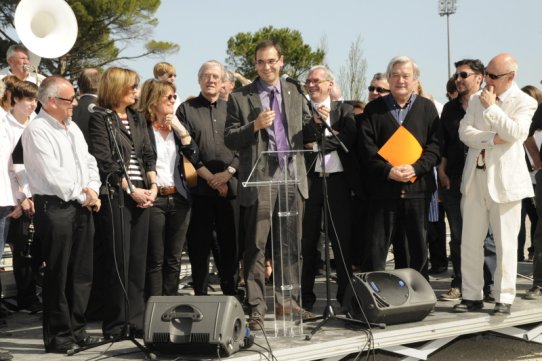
143, 295, 246, 356
342, 268, 436, 325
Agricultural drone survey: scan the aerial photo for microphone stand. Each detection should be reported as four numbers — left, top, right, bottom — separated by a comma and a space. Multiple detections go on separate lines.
287, 80, 370, 340
69, 113, 153, 359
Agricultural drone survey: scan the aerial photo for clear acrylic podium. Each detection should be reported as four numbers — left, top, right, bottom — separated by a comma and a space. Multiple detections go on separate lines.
242, 149, 311, 337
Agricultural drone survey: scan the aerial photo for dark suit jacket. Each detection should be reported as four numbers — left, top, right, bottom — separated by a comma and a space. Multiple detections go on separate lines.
89, 107, 156, 190
72, 94, 97, 144
225, 78, 312, 207
359, 95, 440, 199
305, 101, 363, 198
146, 123, 200, 201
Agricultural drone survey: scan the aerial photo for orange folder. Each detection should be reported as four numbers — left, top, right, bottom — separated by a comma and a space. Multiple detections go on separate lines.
377, 125, 422, 182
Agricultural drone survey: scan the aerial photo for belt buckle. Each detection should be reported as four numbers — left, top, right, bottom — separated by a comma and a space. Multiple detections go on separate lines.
159, 187, 168, 196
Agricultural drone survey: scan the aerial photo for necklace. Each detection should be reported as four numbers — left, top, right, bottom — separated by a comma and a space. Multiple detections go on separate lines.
152, 121, 171, 132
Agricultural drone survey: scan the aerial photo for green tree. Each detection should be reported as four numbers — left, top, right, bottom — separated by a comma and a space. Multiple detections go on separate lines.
0, 0, 178, 78
226, 26, 325, 81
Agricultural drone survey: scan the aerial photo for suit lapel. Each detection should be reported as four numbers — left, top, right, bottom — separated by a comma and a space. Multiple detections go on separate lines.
280, 79, 293, 140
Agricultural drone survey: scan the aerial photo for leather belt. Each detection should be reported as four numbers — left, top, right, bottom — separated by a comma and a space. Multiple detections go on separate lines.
158, 186, 177, 196
318, 172, 341, 177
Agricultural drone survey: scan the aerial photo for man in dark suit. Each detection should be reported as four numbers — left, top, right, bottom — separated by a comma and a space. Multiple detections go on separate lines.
225, 39, 314, 330
301, 65, 361, 311
72, 68, 100, 143
359, 56, 440, 278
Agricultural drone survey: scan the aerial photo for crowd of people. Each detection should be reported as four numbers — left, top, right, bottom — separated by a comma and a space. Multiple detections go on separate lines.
0, 39, 541, 359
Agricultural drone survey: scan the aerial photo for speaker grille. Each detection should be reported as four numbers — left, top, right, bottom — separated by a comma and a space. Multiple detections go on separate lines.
153, 332, 170, 343
191, 333, 210, 343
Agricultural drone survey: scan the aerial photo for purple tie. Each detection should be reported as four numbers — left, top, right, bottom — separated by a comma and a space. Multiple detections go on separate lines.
270, 87, 289, 168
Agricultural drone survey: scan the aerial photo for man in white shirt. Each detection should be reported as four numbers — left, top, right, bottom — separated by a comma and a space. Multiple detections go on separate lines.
22, 76, 102, 353
0, 44, 44, 84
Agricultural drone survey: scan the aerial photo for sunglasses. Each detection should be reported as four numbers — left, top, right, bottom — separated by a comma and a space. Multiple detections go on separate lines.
368, 86, 390, 94
163, 94, 177, 101
453, 71, 475, 80
485, 70, 514, 80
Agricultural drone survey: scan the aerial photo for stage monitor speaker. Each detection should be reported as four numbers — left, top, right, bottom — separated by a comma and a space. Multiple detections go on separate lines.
144, 295, 246, 357
342, 268, 436, 325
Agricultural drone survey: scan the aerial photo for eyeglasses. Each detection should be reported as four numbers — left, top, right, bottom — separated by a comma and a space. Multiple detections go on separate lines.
256, 59, 279, 66
163, 94, 177, 101
368, 86, 390, 94
55, 95, 77, 103
485, 70, 514, 80
304, 79, 329, 86
453, 71, 476, 80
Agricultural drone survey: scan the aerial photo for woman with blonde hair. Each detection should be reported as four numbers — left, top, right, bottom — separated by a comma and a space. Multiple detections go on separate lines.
89, 67, 157, 339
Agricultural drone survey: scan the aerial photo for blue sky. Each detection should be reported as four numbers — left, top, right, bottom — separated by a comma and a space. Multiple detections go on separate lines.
121, 0, 541, 104
15, 0, 540, 104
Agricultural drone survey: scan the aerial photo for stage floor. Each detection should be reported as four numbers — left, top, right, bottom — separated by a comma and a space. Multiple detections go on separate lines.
3, 261, 542, 361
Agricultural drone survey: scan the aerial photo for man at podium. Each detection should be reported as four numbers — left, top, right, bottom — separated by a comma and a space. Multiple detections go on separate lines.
225, 39, 315, 330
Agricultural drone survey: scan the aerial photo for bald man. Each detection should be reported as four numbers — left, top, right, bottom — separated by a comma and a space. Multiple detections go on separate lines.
454, 54, 537, 315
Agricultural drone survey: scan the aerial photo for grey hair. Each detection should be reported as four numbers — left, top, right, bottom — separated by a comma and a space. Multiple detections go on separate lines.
308, 64, 335, 82
386, 56, 420, 81
224, 69, 235, 83
198, 60, 226, 82
6, 44, 29, 61
37, 76, 64, 104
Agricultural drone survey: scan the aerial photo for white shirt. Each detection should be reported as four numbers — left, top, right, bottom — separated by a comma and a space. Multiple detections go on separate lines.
312, 97, 344, 173
22, 109, 101, 203
154, 129, 177, 187
0, 118, 19, 206
5, 111, 35, 199
0, 67, 45, 84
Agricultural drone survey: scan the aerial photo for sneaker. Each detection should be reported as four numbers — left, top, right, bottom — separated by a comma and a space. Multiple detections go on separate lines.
248, 312, 264, 331
440, 287, 461, 301
524, 286, 542, 300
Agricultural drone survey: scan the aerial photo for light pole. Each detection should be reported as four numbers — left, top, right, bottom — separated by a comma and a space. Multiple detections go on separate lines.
439, 0, 458, 79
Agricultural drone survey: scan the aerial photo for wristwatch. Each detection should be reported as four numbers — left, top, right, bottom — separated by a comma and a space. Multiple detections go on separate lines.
227, 166, 236, 175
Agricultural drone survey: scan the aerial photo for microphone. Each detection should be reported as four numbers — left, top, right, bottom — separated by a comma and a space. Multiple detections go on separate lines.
88, 103, 113, 114
281, 74, 304, 87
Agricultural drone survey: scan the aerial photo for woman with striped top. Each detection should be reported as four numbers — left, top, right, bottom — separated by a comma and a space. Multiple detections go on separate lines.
89, 67, 157, 339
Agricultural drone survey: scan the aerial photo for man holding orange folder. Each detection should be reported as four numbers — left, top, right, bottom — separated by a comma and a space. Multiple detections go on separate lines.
358, 56, 440, 278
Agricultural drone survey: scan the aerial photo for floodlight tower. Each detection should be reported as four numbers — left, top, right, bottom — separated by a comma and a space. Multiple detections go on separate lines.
439, 0, 458, 78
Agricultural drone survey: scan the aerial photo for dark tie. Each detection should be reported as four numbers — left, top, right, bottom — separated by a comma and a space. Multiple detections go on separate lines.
270, 87, 289, 168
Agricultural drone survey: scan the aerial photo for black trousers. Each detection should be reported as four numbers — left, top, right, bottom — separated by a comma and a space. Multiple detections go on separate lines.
34, 195, 93, 350
428, 204, 448, 270
366, 197, 430, 278
7, 215, 42, 309
187, 194, 237, 295
146, 194, 190, 297
98, 192, 149, 337
301, 173, 352, 307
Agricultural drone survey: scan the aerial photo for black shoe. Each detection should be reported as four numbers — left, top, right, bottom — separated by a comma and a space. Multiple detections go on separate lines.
452, 300, 484, 313
524, 286, 542, 300
19, 301, 43, 314
248, 312, 264, 331
491, 303, 511, 316
46, 342, 80, 354
77, 335, 104, 347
